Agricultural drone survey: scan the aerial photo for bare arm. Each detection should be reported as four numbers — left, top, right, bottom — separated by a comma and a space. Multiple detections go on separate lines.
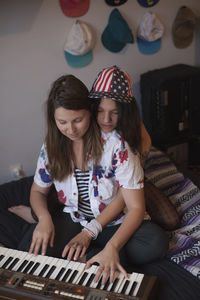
85, 188, 145, 284
107, 188, 145, 250
29, 182, 54, 255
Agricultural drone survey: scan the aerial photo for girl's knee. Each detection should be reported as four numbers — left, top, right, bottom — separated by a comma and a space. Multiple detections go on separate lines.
126, 221, 169, 264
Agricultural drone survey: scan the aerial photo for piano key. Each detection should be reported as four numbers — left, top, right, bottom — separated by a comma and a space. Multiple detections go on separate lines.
110, 272, 126, 293
0, 249, 17, 268
32, 255, 51, 276
0, 246, 8, 256
59, 260, 76, 281
119, 279, 130, 294
89, 267, 104, 289
66, 261, 83, 283
49, 259, 69, 280
40, 257, 59, 278
23, 261, 35, 273
37, 256, 56, 277
3, 249, 22, 270
78, 265, 98, 287
124, 272, 138, 295
96, 276, 103, 289
16, 253, 35, 273
103, 277, 110, 291
132, 273, 144, 297
106, 275, 119, 292
44, 265, 57, 278
71, 262, 85, 284
7, 257, 20, 270
12, 251, 30, 271
25, 254, 45, 275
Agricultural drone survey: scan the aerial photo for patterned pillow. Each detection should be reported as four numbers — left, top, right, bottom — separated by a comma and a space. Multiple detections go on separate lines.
144, 181, 181, 230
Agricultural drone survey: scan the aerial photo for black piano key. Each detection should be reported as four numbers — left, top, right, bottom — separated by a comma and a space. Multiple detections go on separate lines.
68, 270, 78, 283
0, 255, 5, 262
103, 278, 110, 290
29, 262, 40, 275
129, 281, 137, 296
16, 259, 29, 272
96, 276, 103, 289
23, 261, 35, 273
77, 271, 88, 285
2, 256, 13, 269
8, 258, 20, 270
62, 269, 72, 281
45, 265, 56, 278
38, 264, 49, 277
55, 267, 66, 281
120, 279, 130, 294
110, 278, 119, 292
85, 273, 95, 287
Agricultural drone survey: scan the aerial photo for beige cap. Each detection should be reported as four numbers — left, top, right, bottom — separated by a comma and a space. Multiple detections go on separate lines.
172, 6, 197, 49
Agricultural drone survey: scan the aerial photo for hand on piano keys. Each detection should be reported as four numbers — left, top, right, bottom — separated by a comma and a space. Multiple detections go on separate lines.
28, 214, 55, 256
62, 230, 92, 262
85, 242, 128, 285
0, 246, 157, 299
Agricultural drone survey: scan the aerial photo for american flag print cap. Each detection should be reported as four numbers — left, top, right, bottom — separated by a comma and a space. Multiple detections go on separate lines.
89, 66, 134, 103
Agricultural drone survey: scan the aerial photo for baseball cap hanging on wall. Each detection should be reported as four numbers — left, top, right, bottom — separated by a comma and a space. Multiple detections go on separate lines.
137, 0, 159, 8
105, 0, 128, 6
59, 0, 90, 18
101, 8, 134, 52
137, 12, 164, 54
64, 20, 95, 67
172, 6, 197, 49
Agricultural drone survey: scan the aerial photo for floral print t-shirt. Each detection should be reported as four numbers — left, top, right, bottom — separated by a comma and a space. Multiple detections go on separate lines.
34, 130, 144, 226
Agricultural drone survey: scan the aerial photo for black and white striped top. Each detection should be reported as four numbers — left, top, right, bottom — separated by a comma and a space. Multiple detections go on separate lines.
75, 168, 94, 218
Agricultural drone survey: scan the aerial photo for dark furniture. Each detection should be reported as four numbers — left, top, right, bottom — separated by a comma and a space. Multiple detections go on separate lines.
140, 64, 200, 166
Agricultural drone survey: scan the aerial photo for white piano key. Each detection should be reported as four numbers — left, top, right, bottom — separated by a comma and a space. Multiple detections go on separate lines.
40, 256, 58, 277
59, 260, 76, 281
111, 272, 126, 293
0, 246, 9, 256
0, 248, 18, 268
89, 266, 107, 289
124, 272, 138, 295
49, 258, 69, 280
132, 273, 144, 297
70, 262, 85, 284
43, 257, 60, 278
66, 261, 82, 283
3, 249, 20, 269
80, 265, 98, 287
32, 255, 51, 276
12, 251, 30, 271
18, 252, 35, 273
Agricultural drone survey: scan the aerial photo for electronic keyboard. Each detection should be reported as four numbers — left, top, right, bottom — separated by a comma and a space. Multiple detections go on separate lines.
0, 246, 157, 300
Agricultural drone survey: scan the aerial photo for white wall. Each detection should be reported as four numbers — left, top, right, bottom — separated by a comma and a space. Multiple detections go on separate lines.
0, 0, 200, 184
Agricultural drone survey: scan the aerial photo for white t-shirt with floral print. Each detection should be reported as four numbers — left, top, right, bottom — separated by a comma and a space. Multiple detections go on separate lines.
34, 130, 144, 226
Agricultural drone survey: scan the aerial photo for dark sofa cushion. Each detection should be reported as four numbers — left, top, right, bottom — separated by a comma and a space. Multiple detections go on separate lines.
0, 176, 33, 210
144, 181, 181, 230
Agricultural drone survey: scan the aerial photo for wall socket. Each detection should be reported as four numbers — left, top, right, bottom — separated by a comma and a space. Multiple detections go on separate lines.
10, 163, 25, 180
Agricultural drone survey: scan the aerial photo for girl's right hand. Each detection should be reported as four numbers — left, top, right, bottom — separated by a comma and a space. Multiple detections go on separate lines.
29, 214, 55, 256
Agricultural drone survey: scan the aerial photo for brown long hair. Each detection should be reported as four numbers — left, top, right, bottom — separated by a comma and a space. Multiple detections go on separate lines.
46, 75, 102, 181
92, 98, 142, 153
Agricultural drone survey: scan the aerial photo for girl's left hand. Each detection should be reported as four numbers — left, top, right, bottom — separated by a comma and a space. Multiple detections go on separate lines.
85, 242, 128, 285
62, 230, 92, 261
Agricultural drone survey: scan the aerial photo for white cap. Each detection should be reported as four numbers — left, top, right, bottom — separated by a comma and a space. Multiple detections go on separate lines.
138, 12, 164, 42
64, 20, 94, 55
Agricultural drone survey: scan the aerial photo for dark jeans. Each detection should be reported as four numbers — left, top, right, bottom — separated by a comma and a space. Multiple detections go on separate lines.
18, 211, 169, 268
